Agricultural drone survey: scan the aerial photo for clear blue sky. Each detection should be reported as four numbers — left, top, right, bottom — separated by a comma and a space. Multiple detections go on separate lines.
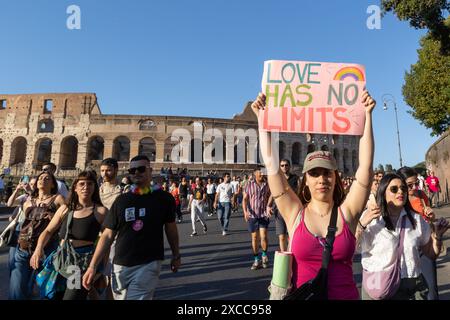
0, 0, 439, 168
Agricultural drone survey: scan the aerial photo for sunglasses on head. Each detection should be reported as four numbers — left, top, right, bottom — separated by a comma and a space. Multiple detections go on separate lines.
389, 185, 408, 194
128, 166, 147, 174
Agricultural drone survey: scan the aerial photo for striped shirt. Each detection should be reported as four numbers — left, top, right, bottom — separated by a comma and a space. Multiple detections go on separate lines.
244, 180, 271, 219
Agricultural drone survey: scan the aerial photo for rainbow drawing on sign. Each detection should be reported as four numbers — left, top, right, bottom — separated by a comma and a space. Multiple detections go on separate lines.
334, 67, 365, 81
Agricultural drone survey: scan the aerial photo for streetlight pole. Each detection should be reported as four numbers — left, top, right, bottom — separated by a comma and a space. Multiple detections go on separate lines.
382, 94, 403, 168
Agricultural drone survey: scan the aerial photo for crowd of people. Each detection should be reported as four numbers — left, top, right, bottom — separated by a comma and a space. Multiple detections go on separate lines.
0, 91, 448, 301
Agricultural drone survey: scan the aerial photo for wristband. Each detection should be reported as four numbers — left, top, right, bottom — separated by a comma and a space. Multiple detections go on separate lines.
358, 220, 367, 230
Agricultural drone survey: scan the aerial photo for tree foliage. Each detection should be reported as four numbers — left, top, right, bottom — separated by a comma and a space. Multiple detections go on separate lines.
381, 0, 450, 54
402, 19, 450, 136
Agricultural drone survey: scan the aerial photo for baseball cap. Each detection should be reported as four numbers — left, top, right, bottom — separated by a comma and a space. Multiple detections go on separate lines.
302, 151, 337, 174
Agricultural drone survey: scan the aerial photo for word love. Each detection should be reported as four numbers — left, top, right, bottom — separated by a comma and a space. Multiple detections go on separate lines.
260, 60, 366, 136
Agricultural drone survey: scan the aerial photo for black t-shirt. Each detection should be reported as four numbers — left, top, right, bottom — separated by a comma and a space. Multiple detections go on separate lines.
179, 184, 188, 198
193, 186, 206, 200
103, 189, 176, 267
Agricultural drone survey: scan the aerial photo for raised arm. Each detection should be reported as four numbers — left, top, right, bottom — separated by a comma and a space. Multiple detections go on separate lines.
342, 90, 376, 224
252, 93, 302, 231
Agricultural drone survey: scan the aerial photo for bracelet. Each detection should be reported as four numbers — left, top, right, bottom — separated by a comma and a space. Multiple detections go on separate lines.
358, 220, 367, 230
272, 187, 290, 200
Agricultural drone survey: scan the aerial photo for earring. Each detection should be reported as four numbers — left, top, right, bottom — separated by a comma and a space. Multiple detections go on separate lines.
302, 187, 311, 203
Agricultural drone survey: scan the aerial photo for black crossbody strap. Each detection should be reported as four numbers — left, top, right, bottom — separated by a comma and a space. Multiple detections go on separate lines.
321, 205, 338, 269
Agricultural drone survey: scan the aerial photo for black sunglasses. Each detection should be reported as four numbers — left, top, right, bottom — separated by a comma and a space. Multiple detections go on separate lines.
407, 181, 420, 189
128, 166, 147, 174
280, 164, 290, 167
389, 185, 407, 194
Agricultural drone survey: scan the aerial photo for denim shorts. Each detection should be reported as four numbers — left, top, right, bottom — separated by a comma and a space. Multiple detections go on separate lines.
248, 217, 270, 233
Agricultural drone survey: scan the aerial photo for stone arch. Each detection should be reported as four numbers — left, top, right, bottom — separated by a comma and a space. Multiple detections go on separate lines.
139, 137, 156, 162
234, 137, 246, 164
307, 144, 316, 154
343, 148, 349, 174
35, 138, 53, 168
37, 119, 54, 133
113, 136, 130, 162
190, 138, 204, 163
139, 119, 156, 131
352, 150, 357, 172
59, 136, 78, 169
87, 136, 104, 162
10, 137, 27, 166
292, 142, 301, 165
333, 149, 340, 165
0, 138, 3, 163
279, 141, 286, 161
164, 136, 178, 162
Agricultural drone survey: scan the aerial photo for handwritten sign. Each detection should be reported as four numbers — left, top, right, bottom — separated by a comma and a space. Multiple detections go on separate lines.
259, 60, 366, 135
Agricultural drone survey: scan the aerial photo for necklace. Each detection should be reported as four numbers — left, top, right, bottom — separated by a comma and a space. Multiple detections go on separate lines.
130, 184, 160, 196
308, 206, 331, 218
38, 195, 52, 202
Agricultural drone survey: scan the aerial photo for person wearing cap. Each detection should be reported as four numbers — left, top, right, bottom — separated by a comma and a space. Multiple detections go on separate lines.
251, 90, 376, 300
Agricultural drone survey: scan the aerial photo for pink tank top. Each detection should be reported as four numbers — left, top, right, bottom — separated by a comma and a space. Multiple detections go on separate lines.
291, 207, 359, 300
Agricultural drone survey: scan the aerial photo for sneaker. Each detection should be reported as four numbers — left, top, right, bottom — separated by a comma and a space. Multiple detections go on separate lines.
190, 232, 198, 237
177, 219, 182, 223
251, 260, 262, 270
222, 231, 227, 236
208, 213, 213, 217
203, 225, 208, 233
262, 256, 269, 269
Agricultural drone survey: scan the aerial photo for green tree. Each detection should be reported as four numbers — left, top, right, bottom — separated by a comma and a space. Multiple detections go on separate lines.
402, 19, 450, 136
381, 0, 450, 54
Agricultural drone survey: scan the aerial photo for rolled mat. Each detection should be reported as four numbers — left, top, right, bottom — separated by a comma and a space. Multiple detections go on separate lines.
272, 251, 293, 289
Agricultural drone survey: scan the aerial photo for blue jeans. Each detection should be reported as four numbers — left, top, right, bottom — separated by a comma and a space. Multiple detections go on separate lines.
217, 202, 231, 232
9, 247, 36, 300
9, 242, 58, 300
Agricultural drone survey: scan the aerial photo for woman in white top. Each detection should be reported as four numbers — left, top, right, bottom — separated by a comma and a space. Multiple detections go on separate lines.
359, 172, 449, 300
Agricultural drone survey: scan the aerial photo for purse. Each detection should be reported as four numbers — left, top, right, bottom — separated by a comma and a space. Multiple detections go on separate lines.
283, 205, 338, 300
362, 216, 406, 300
52, 209, 94, 279
0, 206, 22, 248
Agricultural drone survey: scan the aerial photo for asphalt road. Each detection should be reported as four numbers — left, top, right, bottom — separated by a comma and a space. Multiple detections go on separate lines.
0, 205, 449, 300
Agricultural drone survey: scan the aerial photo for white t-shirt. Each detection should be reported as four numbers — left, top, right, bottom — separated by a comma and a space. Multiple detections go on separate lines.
230, 181, 240, 194
360, 209, 431, 279
206, 183, 216, 194
216, 183, 233, 203
57, 180, 69, 199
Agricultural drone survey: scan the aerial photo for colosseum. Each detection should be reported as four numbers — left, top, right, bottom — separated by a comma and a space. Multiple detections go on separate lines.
0, 93, 360, 178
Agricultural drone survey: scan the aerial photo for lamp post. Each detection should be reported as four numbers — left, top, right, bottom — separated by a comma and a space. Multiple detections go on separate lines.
382, 94, 403, 168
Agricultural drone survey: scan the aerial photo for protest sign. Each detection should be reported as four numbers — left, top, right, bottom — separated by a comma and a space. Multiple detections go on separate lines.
259, 60, 366, 135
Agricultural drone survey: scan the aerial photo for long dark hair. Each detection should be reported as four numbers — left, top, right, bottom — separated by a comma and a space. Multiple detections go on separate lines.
376, 173, 416, 231
31, 172, 58, 198
68, 171, 103, 211
297, 170, 345, 207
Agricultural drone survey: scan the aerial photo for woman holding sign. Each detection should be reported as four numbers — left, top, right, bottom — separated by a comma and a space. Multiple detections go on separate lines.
251, 90, 375, 300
